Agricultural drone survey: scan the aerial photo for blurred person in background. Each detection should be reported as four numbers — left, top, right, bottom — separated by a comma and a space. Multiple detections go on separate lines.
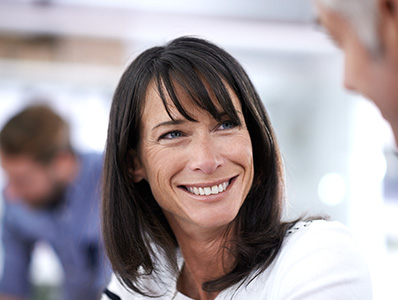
0, 104, 110, 300
313, 0, 398, 143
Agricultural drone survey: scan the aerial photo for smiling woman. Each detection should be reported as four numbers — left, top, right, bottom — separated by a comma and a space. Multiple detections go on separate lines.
101, 36, 372, 300
132, 80, 254, 232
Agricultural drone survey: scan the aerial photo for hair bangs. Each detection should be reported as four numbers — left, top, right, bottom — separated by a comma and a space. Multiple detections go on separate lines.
154, 55, 241, 126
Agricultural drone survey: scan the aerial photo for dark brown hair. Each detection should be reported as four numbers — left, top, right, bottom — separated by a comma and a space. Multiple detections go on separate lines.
0, 104, 72, 163
102, 36, 296, 296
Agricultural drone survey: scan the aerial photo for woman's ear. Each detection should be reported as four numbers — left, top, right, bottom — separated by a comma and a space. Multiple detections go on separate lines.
127, 149, 146, 183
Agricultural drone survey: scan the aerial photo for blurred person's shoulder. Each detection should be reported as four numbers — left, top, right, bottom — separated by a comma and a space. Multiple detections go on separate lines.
78, 151, 103, 166
76, 151, 104, 176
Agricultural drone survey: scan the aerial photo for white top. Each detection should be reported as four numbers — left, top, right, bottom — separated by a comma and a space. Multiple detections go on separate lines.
102, 220, 373, 300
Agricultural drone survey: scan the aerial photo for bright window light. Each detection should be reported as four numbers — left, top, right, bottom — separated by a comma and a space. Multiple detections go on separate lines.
318, 172, 346, 206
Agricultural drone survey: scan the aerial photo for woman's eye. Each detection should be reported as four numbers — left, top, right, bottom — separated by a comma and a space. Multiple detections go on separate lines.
219, 120, 237, 130
160, 131, 183, 140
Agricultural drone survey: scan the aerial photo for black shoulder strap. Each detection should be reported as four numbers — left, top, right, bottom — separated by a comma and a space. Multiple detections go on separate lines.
103, 288, 122, 300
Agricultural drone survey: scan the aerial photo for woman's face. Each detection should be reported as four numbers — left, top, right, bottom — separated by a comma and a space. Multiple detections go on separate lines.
132, 81, 254, 234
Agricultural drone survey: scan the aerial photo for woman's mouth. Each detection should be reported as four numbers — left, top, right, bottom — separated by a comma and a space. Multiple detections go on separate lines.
182, 177, 235, 196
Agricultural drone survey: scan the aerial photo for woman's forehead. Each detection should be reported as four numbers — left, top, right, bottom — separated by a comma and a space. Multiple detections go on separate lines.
143, 80, 242, 119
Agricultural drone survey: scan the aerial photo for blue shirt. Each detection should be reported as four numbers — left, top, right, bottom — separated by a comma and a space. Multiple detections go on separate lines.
0, 152, 111, 300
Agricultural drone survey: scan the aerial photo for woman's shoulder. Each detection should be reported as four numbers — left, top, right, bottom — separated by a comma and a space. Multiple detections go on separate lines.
279, 219, 370, 275
247, 219, 373, 299
284, 219, 357, 248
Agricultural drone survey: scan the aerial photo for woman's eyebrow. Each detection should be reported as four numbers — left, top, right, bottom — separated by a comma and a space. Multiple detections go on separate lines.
152, 119, 186, 131
151, 110, 243, 131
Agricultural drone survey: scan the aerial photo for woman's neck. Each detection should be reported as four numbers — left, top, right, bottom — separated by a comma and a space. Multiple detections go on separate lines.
172, 223, 235, 300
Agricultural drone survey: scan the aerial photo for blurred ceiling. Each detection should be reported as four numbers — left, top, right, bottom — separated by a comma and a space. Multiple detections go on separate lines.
0, 0, 332, 54
0, 0, 336, 89
1, 0, 315, 22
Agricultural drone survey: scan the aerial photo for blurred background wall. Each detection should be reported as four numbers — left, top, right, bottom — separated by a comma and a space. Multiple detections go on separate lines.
0, 0, 396, 299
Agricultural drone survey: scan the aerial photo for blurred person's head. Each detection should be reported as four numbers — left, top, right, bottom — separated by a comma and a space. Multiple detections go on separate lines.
314, 0, 398, 142
0, 104, 77, 209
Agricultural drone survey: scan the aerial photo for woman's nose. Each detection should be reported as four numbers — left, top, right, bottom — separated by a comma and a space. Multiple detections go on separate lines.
188, 136, 223, 174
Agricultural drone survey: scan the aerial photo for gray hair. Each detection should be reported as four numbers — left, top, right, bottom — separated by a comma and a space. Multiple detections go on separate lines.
317, 0, 381, 55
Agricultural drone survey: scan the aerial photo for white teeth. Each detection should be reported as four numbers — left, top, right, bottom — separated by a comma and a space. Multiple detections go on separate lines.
223, 182, 227, 190
186, 180, 230, 196
199, 187, 205, 195
204, 187, 211, 195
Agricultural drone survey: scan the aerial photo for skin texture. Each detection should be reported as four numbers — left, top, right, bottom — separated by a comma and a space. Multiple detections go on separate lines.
315, 0, 398, 143
130, 81, 254, 299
